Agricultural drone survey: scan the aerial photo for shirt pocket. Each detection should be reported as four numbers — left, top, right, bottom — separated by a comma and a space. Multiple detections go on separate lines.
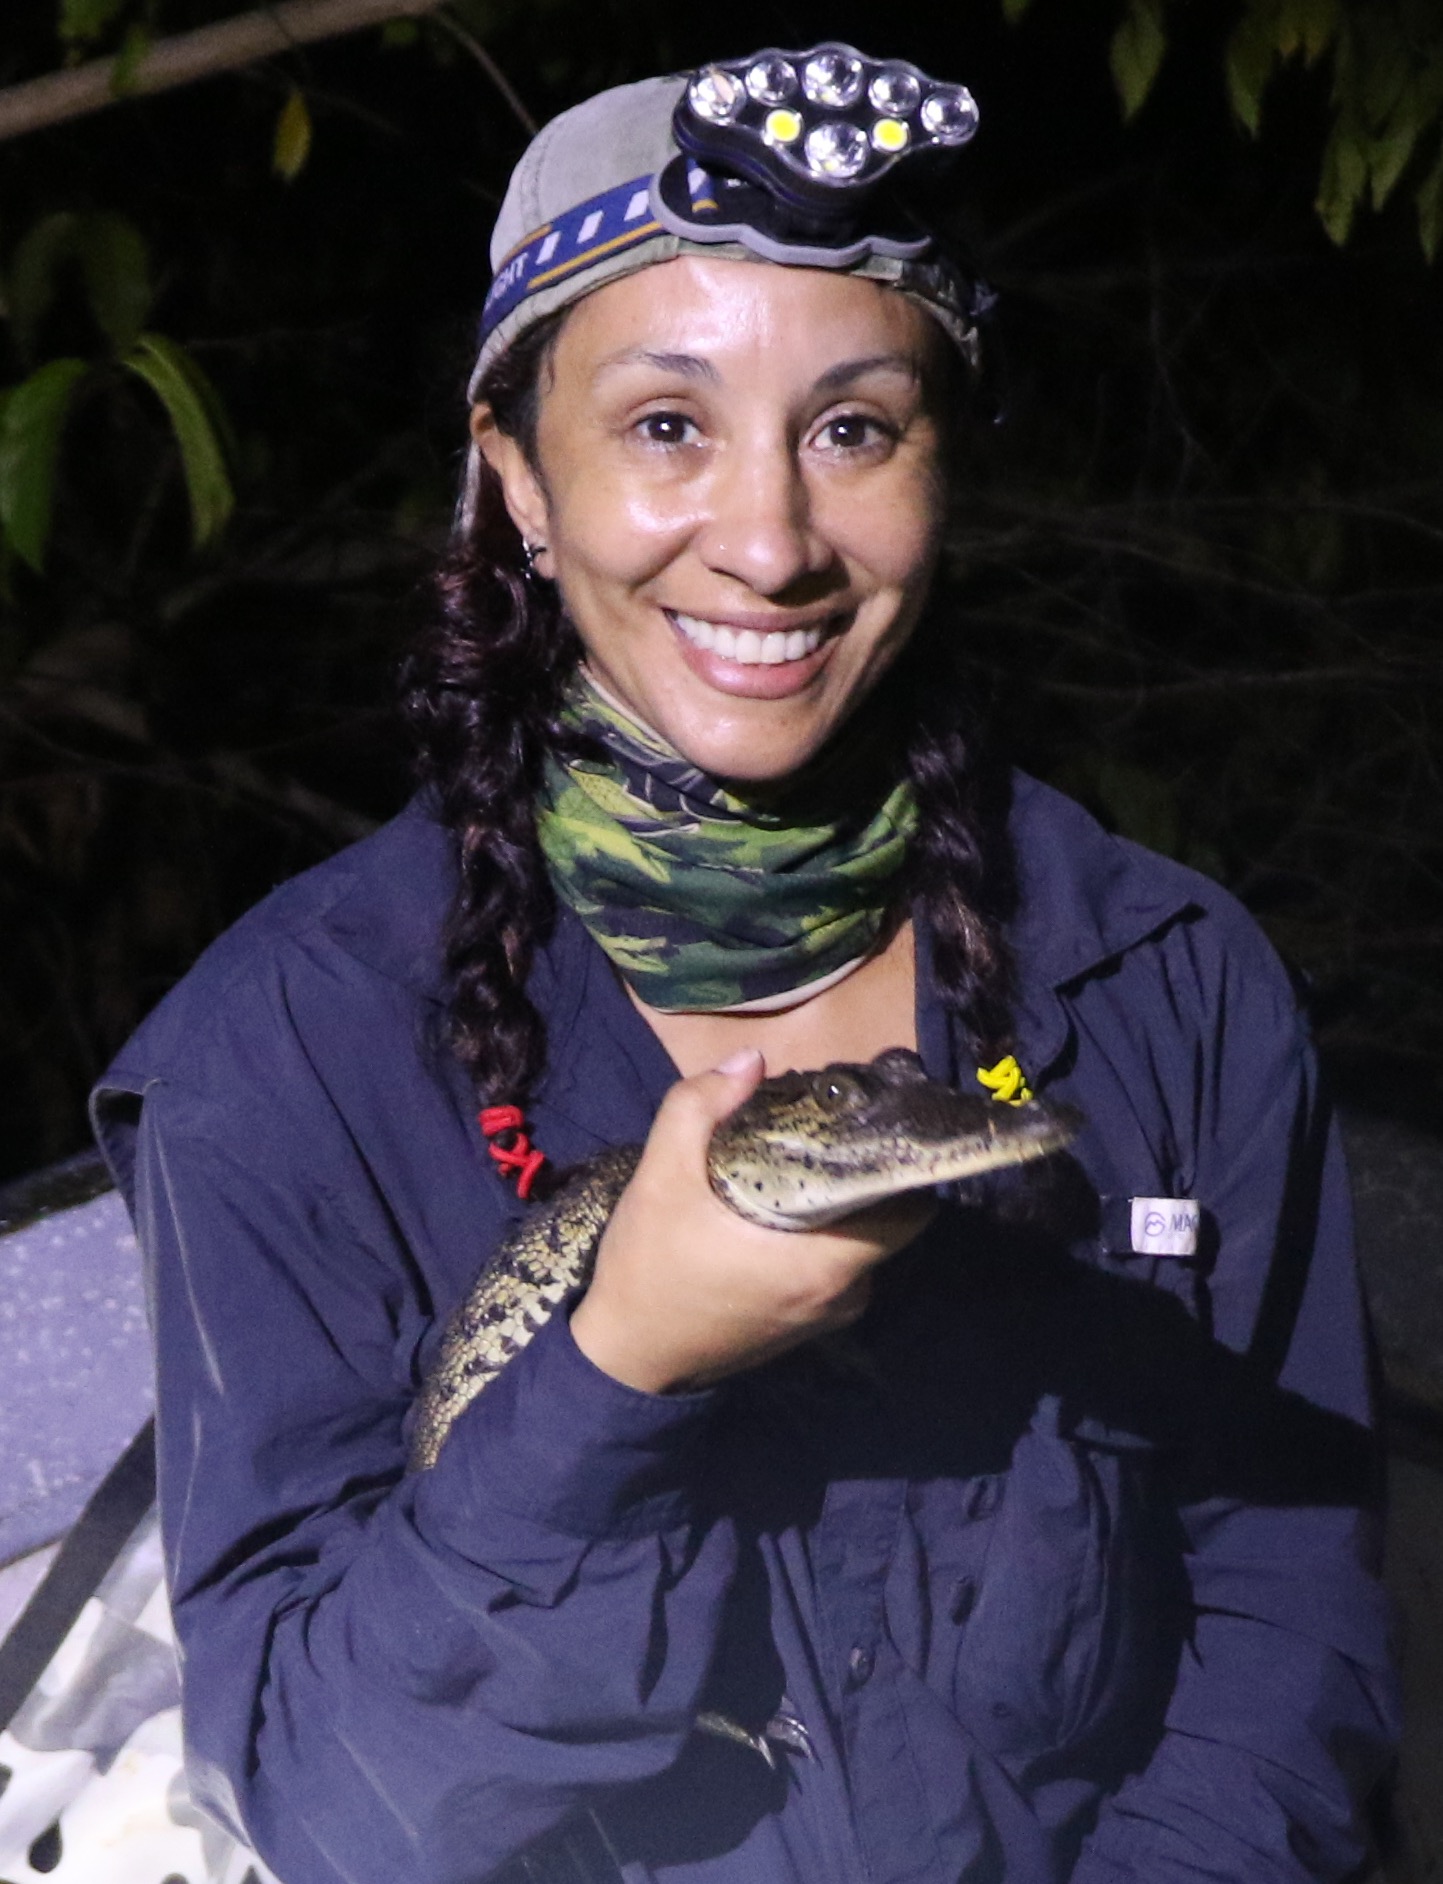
947, 1395, 1178, 1776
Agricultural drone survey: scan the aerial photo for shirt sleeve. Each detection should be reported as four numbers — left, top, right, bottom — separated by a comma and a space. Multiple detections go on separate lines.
110, 1073, 737, 1884
1070, 910, 1400, 1883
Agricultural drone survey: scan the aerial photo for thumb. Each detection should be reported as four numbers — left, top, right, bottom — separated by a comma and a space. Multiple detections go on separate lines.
699, 1045, 767, 1115
655, 1046, 767, 1149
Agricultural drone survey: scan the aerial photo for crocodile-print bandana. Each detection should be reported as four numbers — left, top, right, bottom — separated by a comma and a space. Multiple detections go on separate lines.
537, 672, 917, 1013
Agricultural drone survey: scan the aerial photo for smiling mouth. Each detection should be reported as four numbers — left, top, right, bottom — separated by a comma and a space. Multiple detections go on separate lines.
668, 611, 838, 667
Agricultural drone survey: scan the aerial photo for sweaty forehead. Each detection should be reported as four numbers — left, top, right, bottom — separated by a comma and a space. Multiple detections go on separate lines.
552, 256, 939, 387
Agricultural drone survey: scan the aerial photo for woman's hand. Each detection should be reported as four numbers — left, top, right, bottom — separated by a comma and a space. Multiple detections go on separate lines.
568, 1047, 936, 1394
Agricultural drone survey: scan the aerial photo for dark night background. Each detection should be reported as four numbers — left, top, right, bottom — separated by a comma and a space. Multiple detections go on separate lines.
2, 0, 1441, 1184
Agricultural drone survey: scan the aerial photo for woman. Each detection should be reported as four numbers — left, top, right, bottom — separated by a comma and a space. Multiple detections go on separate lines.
93, 48, 1398, 1884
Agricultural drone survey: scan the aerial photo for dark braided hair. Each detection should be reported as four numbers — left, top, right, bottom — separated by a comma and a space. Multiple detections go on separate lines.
885, 620, 1017, 1068
400, 312, 579, 1105
402, 308, 1017, 1111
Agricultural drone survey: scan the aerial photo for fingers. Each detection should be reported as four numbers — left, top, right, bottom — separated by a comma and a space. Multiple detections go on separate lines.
673, 1046, 767, 1127
714, 1045, 766, 1081
635, 1046, 766, 1177
576, 1045, 935, 1394
820, 1271, 875, 1330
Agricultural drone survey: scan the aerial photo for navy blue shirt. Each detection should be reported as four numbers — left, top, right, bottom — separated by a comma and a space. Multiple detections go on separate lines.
92, 774, 1398, 1884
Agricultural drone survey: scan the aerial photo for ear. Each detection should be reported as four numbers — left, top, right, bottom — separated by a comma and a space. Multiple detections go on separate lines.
471, 405, 551, 557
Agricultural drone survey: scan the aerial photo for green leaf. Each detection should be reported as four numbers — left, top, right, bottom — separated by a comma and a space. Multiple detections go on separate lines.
1298, 0, 1339, 63
1316, 118, 1369, 243
1359, 35, 1411, 130
5, 210, 152, 361
160, 326, 240, 464
59, 0, 128, 47
6, 213, 80, 364
1417, 142, 1443, 260
110, 21, 152, 96
76, 212, 152, 351
272, 88, 313, 183
121, 334, 234, 548
1368, 106, 1423, 210
0, 358, 88, 571
1001, 0, 1035, 20
1276, 0, 1338, 63
1226, 6, 1280, 137
1110, 0, 1168, 123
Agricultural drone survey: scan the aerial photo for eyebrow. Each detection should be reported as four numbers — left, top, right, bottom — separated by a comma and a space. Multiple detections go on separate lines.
594, 348, 720, 382
591, 347, 924, 393
812, 352, 923, 395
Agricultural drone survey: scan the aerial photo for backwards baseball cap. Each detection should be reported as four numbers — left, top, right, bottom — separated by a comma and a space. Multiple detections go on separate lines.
468, 44, 991, 399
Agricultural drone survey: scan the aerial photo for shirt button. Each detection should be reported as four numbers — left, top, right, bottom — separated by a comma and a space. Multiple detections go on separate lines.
847, 1644, 875, 1687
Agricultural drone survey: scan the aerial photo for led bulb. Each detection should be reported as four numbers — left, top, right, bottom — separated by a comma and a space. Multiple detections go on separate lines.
802, 49, 864, 109
870, 116, 911, 154
869, 69, 921, 116
763, 107, 804, 147
689, 67, 746, 123
746, 56, 797, 105
920, 86, 979, 144
804, 120, 869, 178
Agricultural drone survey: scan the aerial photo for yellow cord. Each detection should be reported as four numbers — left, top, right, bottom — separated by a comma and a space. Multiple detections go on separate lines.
976, 1054, 1033, 1106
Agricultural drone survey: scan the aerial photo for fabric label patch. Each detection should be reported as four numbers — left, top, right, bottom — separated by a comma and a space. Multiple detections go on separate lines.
1130, 1197, 1200, 1257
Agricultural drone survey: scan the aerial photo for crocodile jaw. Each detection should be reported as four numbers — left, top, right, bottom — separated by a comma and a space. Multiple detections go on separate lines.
708, 1105, 1080, 1230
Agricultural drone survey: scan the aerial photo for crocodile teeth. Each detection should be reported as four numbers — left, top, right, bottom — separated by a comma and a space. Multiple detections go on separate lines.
672, 613, 825, 665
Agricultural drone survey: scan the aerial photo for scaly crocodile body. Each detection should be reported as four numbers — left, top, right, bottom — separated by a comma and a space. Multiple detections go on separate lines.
410, 1049, 1078, 1471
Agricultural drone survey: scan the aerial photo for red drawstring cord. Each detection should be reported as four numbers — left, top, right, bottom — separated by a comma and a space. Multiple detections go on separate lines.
478, 1104, 547, 1201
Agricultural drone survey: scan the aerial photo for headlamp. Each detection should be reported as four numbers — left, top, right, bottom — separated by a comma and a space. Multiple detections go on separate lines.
655, 43, 979, 263
471, 48, 991, 409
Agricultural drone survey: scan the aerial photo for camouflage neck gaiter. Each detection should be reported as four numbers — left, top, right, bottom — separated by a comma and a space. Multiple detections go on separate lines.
537, 671, 918, 1014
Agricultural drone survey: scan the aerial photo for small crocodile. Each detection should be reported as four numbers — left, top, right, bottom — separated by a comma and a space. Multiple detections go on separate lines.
409, 1048, 1079, 1471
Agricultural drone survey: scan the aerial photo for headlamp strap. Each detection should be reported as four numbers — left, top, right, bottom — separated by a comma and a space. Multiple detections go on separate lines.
481, 173, 664, 345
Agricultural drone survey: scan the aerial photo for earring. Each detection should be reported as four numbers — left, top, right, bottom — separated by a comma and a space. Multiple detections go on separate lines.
522, 540, 548, 579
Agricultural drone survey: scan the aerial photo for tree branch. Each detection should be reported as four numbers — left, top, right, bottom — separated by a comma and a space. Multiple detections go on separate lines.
0, 0, 445, 143
428, 8, 535, 136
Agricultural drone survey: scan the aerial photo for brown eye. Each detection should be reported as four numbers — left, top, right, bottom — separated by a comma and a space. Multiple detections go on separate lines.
637, 412, 696, 446
818, 414, 889, 453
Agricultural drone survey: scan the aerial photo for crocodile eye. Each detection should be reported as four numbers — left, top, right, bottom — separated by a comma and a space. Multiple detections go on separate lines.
822, 1073, 864, 1107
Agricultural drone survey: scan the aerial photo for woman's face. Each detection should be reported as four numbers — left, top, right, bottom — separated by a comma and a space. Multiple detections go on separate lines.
479, 256, 951, 784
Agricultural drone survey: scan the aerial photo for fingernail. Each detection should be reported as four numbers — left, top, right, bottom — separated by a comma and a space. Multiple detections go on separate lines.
715, 1047, 761, 1076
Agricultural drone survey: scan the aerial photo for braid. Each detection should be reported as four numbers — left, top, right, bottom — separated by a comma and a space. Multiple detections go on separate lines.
400, 313, 579, 1107
894, 621, 1018, 1071
403, 315, 1017, 1108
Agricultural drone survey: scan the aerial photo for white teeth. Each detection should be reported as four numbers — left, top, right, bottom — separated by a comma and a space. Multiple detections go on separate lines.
672, 613, 826, 665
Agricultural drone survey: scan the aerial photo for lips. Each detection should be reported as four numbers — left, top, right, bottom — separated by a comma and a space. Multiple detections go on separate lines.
668, 611, 834, 667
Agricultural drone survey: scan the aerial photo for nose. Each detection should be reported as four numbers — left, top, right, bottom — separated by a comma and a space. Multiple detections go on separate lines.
695, 433, 832, 598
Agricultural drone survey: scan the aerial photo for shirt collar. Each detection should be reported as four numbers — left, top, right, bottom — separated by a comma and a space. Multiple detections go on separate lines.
1004, 772, 1201, 1079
